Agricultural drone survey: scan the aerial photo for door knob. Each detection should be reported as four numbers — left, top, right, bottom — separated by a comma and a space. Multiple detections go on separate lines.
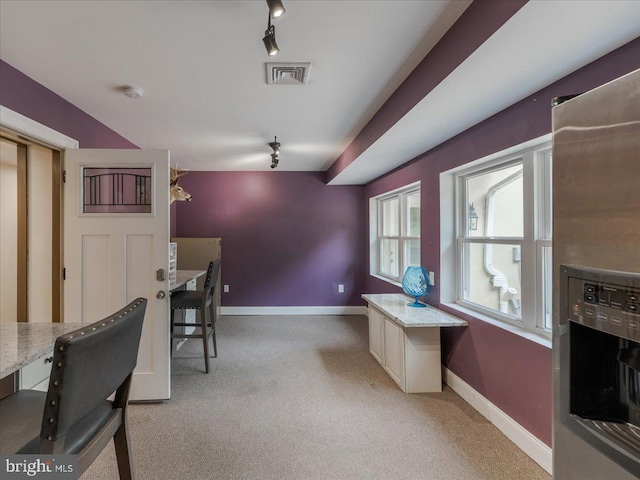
156, 291, 166, 299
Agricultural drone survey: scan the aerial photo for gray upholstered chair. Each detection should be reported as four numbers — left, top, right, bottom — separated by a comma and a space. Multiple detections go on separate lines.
170, 259, 221, 373
0, 298, 147, 480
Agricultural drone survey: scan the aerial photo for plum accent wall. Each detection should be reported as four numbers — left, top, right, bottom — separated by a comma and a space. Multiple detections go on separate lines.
175, 171, 366, 307
0, 60, 137, 149
363, 39, 640, 447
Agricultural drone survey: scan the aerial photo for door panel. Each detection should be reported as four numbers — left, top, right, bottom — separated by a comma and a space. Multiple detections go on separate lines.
82, 235, 112, 320
64, 149, 170, 401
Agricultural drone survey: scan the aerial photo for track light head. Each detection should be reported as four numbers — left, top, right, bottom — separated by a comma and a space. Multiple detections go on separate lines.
269, 136, 280, 168
267, 0, 286, 19
263, 23, 279, 56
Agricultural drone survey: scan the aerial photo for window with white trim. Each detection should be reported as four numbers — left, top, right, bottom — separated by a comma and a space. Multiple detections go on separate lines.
370, 183, 420, 284
454, 143, 552, 336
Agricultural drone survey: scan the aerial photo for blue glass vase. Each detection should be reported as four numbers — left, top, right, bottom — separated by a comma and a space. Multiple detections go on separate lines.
402, 266, 429, 307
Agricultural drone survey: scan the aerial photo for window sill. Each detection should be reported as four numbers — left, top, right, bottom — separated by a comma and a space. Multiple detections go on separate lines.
370, 273, 402, 289
441, 302, 552, 349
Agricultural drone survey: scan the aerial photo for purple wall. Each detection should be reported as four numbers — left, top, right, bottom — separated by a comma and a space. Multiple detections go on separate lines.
175, 171, 366, 307
0, 60, 137, 149
363, 39, 640, 446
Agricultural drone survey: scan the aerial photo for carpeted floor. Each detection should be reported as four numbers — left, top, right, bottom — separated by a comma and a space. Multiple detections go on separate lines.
81, 315, 550, 480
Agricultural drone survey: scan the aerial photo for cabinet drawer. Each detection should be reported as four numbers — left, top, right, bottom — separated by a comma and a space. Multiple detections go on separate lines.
20, 354, 53, 390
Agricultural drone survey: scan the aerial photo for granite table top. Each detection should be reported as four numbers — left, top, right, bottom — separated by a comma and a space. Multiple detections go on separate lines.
170, 269, 206, 291
362, 293, 468, 328
0, 323, 83, 378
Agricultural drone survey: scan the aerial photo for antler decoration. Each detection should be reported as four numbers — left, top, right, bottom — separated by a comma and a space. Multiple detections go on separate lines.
169, 165, 192, 204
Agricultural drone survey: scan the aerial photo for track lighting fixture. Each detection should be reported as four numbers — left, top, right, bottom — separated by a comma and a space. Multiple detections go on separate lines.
263, 14, 279, 56
268, 136, 280, 155
267, 0, 286, 19
269, 136, 281, 168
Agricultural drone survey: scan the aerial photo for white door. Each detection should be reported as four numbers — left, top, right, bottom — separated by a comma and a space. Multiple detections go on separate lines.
64, 149, 170, 401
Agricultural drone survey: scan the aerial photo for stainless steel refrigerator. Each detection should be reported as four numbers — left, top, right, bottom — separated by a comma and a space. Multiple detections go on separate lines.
553, 69, 640, 479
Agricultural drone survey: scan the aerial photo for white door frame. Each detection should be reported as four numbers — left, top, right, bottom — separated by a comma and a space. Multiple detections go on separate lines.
0, 106, 79, 150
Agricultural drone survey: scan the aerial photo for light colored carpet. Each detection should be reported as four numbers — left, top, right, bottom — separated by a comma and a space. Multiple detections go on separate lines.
81, 315, 550, 480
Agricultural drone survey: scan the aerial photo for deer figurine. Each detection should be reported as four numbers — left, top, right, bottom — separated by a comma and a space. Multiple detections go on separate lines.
170, 166, 192, 204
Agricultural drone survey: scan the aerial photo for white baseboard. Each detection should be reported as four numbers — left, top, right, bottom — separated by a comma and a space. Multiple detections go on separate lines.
443, 367, 552, 475
221, 306, 368, 316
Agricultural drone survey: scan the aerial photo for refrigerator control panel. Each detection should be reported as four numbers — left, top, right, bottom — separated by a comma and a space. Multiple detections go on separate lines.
565, 267, 640, 343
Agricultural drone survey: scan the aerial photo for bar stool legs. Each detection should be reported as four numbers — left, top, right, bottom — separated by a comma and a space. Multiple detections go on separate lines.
170, 306, 217, 372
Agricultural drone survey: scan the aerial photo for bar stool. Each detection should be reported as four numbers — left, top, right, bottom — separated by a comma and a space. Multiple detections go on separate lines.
0, 298, 147, 479
170, 259, 220, 373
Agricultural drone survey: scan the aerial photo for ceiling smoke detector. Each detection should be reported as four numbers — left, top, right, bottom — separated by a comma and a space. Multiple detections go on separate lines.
266, 63, 311, 85
122, 85, 144, 99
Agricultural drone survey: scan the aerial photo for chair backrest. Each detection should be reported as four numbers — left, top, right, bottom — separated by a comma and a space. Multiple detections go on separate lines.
40, 298, 147, 442
203, 259, 221, 290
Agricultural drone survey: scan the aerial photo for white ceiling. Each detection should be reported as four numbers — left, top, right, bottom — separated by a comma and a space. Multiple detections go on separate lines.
0, 1, 638, 185
331, 0, 640, 185
0, 0, 469, 172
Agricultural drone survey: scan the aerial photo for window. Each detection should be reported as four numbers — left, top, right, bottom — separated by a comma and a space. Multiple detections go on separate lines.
370, 183, 420, 284
441, 139, 552, 339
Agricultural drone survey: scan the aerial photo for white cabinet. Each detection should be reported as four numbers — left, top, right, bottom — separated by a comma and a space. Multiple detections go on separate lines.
367, 304, 447, 393
368, 307, 385, 364
363, 295, 467, 393
19, 353, 53, 391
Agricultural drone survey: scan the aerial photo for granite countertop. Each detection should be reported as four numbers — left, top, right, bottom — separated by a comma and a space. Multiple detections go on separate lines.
362, 293, 468, 328
0, 323, 83, 378
170, 269, 206, 291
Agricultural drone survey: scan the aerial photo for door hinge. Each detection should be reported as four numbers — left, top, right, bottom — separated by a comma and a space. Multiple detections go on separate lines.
62, 170, 66, 183
63, 268, 66, 280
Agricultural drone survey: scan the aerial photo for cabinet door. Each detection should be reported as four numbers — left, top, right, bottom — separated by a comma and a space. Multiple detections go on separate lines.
384, 318, 405, 390
20, 354, 53, 391
368, 307, 385, 365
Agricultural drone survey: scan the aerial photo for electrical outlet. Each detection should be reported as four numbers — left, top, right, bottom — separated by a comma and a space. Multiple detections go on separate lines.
338, 284, 344, 293
428, 271, 435, 287
223, 285, 229, 293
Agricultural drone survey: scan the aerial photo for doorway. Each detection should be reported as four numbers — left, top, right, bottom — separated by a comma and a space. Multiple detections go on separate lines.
0, 132, 63, 323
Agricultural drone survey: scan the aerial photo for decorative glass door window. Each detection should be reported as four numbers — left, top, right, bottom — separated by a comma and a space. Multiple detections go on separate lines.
82, 167, 152, 214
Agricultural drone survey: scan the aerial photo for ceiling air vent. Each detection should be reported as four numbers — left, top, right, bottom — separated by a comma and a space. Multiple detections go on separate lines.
266, 62, 311, 85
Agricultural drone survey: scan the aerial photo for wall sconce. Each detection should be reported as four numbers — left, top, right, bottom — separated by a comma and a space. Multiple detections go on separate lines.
269, 136, 280, 168
468, 203, 479, 231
